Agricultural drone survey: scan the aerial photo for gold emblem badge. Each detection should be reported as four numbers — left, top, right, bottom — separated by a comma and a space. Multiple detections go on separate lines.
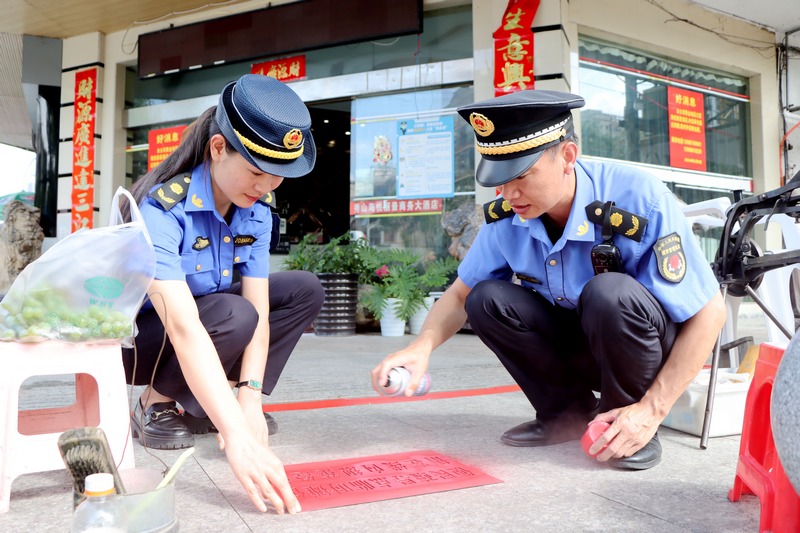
283, 129, 303, 150
488, 200, 500, 220
625, 216, 640, 237
157, 188, 175, 204
610, 212, 623, 227
576, 220, 589, 237
191, 194, 203, 208
469, 113, 495, 137
192, 236, 210, 251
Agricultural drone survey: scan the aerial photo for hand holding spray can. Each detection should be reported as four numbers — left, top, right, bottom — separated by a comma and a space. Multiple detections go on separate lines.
380, 367, 431, 397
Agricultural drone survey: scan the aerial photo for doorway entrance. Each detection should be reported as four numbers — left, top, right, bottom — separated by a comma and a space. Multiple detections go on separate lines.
274, 101, 352, 248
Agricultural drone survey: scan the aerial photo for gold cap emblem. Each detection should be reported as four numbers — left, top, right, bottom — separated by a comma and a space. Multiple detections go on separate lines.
283, 128, 303, 150
469, 113, 495, 137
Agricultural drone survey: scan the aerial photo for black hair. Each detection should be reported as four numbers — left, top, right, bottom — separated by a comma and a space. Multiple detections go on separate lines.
121, 106, 234, 221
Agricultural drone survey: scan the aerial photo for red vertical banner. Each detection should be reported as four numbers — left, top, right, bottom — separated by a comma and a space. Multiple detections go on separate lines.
493, 0, 540, 97
667, 86, 707, 172
72, 67, 97, 232
148, 125, 188, 170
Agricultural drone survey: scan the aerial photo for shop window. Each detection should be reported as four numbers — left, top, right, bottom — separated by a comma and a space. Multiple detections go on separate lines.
578, 37, 751, 178
350, 86, 475, 258
124, 5, 472, 109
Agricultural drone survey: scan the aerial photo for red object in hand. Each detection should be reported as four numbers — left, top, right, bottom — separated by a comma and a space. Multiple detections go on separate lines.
581, 420, 611, 457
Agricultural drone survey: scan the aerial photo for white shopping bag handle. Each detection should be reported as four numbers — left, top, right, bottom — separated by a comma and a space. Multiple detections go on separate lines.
108, 186, 153, 247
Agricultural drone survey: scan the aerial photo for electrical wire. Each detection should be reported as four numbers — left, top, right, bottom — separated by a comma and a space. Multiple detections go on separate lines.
644, 0, 776, 58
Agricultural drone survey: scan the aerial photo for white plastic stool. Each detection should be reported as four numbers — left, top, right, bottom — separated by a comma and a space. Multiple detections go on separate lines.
0, 341, 135, 513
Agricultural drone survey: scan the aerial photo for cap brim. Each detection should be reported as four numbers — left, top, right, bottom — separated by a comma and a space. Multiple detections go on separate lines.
475, 150, 543, 187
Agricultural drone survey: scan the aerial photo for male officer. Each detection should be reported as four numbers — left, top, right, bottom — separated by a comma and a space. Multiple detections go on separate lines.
371, 89, 726, 470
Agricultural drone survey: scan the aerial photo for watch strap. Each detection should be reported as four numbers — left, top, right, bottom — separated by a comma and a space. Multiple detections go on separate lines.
236, 379, 262, 391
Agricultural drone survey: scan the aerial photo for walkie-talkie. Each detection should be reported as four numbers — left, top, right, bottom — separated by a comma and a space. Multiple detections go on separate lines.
591, 200, 623, 275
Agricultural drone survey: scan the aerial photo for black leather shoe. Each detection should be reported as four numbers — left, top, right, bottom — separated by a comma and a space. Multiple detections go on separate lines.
182, 411, 278, 436
608, 433, 662, 470
501, 416, 588, 447
131, 400, 195, 450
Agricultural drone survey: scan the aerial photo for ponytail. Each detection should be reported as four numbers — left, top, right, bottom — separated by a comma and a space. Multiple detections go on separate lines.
122, 106, 229, 221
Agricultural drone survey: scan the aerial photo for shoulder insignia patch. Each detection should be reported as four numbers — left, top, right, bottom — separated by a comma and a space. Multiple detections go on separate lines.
149, 173, 191, 210
234, 235, 257, 247
258, 192, 276, 208
192, 236, 210, 251
585, 201, 648, 242
483, 197, 514, 224
653, 232, 686, 283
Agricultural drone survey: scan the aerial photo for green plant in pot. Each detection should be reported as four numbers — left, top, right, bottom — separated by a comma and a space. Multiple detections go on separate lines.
360, 247, 459, 323
282, 232, 370, 276
283, 232, 372, 336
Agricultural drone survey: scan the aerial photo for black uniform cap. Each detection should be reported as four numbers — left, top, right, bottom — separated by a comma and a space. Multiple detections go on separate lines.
457, 90, 585, 187
216, 74, 316, 178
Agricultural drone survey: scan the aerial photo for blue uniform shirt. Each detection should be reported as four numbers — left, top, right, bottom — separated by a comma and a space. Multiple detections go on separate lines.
139, 164, 273, 299
458, 159, 719, 323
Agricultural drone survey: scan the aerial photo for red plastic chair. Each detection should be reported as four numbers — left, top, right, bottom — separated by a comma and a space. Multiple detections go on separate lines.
728, 342, 800, 533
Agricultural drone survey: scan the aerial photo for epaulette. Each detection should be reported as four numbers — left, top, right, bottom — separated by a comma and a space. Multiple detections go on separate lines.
585, 200, 648, 242
149, 173, 191, 210
258, 191, 276, 208
483, 197, 514, 224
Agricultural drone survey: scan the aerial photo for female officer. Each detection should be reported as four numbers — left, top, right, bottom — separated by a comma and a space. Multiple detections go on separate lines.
122, 74, 324, 514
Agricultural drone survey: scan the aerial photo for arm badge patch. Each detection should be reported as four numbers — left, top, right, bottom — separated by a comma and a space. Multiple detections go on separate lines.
653, 232, 686, 283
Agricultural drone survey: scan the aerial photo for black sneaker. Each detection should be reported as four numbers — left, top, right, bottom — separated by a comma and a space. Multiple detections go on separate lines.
182, 411, 278, 436
131, 400, 195, 450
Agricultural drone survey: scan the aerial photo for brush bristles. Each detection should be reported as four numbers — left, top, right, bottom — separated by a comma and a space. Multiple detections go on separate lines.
58, 427, 126, 508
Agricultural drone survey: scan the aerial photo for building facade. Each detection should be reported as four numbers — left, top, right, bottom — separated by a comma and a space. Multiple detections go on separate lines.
55, 0, 780, 258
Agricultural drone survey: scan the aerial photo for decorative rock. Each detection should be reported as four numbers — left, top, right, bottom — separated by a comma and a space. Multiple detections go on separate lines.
0, 200, 44, 293
441, 202, 483, 260
772, 333, 800, 494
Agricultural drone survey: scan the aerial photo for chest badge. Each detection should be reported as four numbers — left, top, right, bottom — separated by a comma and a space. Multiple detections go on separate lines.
234, 235, 257, 246
192, 236, 210, 251
654, 233, 686, 283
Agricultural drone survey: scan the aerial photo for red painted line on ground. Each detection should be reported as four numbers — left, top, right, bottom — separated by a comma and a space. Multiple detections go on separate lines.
262, 384, 522, 412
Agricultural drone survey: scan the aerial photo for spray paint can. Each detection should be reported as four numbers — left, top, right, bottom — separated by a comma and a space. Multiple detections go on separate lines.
380, 367, 431, 397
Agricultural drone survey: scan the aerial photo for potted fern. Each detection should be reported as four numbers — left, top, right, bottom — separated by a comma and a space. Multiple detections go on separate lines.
360, 248, 458, 336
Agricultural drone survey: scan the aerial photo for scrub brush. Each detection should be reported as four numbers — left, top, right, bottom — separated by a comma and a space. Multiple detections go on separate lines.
58, 427, 127, 508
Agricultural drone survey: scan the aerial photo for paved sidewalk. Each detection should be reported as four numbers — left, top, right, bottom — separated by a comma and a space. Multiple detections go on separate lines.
2, 320, 767, 532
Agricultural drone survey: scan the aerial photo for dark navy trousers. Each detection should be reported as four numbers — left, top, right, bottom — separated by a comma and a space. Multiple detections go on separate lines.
464, 273, 680, 421
122, 270, 324, 417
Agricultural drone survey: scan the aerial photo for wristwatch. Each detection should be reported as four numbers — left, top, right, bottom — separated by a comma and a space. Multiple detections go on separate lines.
236, 379, 262, 391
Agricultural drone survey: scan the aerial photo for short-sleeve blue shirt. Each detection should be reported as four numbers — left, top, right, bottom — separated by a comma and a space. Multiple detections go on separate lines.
458, 159, 719, 323
139, 164, 273, 299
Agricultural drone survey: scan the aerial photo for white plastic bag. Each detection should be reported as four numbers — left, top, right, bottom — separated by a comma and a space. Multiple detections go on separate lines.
0, 187, 155, 345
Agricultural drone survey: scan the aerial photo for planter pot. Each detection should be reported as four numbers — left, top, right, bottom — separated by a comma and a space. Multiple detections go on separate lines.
380, 297, 406, 336
313, 273, 359, 336
408, 296, 434, 335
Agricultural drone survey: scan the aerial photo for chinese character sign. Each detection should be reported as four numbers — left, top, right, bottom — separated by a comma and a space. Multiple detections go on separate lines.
667, 86, 707, 172
251, 55, 306, 82
350, 198, 444, 217
493, 0, 540, 97
148, 126, 188, 170
285, 450, 502, 511
72, 67, 97, 232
